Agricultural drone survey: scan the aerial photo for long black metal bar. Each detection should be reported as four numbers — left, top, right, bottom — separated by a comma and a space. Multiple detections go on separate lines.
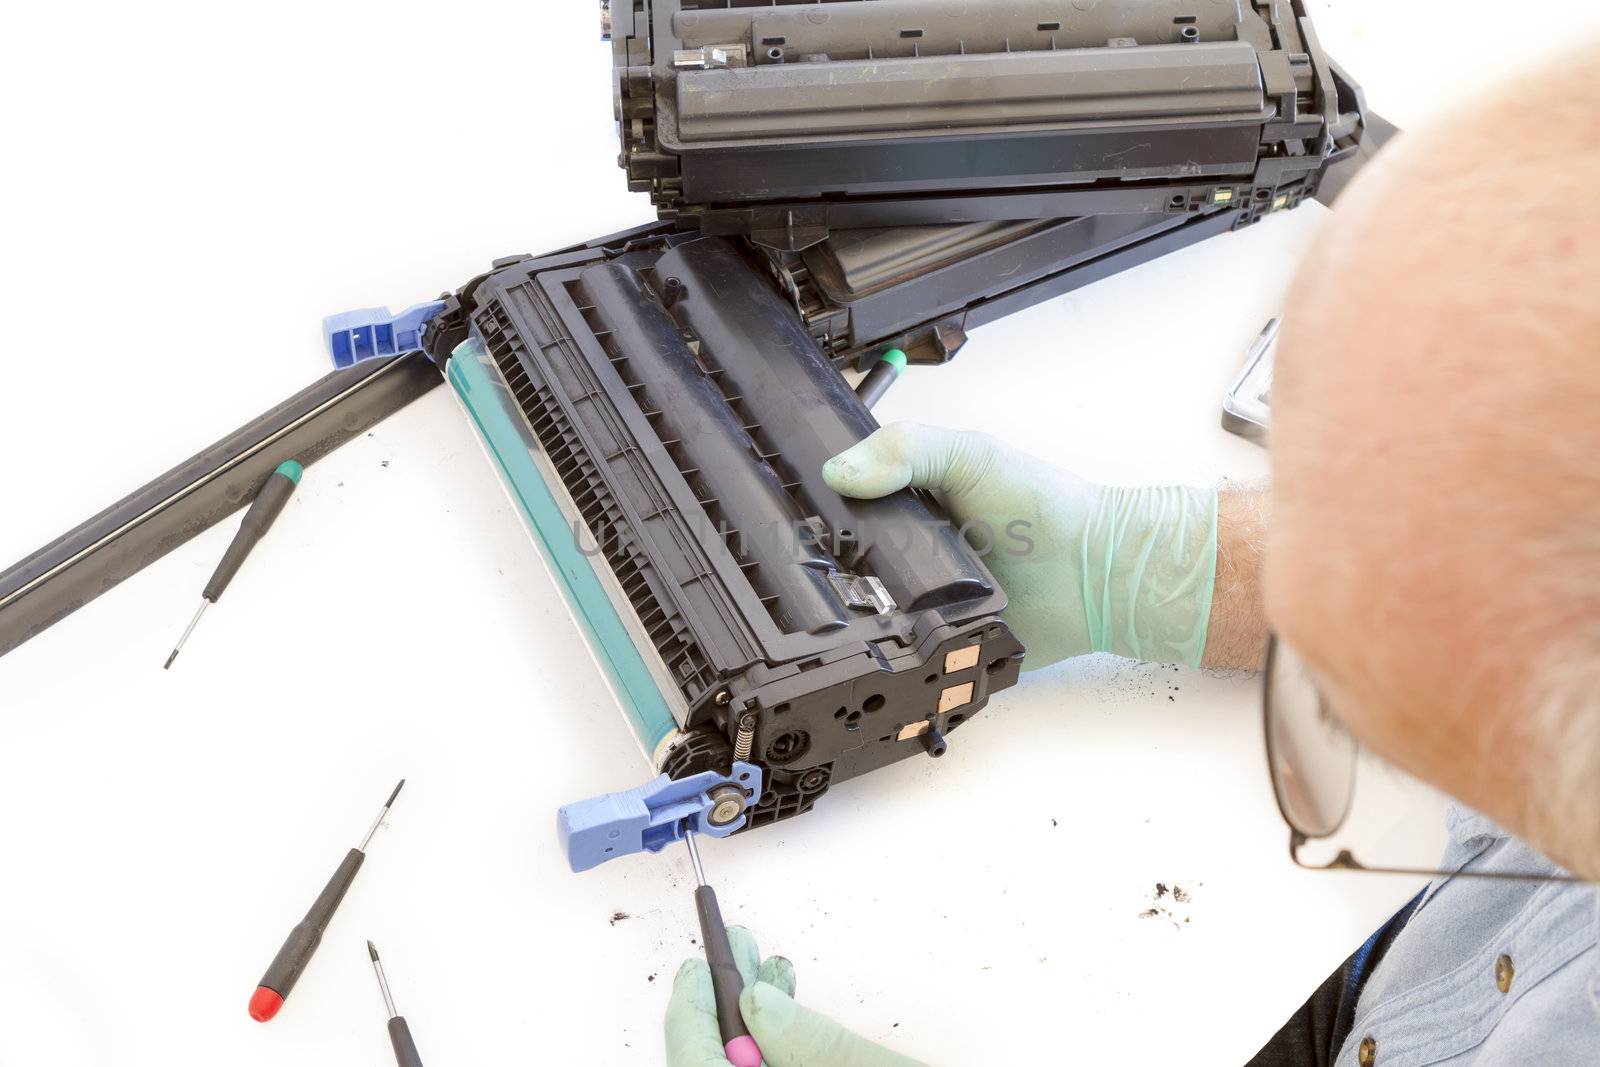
0, 353, 441, 657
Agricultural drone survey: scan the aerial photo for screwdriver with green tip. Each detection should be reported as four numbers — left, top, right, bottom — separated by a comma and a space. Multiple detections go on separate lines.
164, 459, 302, 669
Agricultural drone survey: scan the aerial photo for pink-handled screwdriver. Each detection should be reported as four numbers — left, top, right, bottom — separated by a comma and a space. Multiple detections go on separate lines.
684, 832, 761, 1067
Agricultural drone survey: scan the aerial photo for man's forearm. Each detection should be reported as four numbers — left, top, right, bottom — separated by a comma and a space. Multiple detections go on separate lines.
1202, 488, 1270, 669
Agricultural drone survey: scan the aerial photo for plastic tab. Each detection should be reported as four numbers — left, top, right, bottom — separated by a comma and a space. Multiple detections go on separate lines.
324, 302, 447, 368
558, 762, 762, 873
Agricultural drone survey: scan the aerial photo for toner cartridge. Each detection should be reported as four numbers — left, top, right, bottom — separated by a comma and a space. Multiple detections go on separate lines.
609, 0, 1372, 247
428, 231, 1024, 860
779, 209, 1247, 367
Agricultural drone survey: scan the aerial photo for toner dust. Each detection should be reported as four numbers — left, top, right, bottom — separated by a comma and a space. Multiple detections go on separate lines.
1138, 881, 1200, 927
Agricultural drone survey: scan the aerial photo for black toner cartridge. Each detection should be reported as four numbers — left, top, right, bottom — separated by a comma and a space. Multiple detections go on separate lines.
779, 209, 1249, 367
426, 231, 1023, 865
608, 0, 1371, 247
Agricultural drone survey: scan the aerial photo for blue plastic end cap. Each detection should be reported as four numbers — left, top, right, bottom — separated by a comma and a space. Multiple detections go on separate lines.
557, 762, 763, 873
324, 301, 447, 369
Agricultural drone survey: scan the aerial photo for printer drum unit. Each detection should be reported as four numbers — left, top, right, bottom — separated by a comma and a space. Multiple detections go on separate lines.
440, 234, 1024, 828
674, 43, 1269, 142
611, 0, 1368, 246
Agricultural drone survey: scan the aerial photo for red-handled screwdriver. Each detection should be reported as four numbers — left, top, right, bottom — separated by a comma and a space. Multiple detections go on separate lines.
248, 779, 404, 1022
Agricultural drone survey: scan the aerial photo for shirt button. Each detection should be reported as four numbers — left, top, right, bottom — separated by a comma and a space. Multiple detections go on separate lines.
1358, 1036, 1377, 1066
1496, 954, 1515, 993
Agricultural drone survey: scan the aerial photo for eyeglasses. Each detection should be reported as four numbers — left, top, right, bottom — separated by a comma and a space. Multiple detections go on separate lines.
1262, 634, 1587, 883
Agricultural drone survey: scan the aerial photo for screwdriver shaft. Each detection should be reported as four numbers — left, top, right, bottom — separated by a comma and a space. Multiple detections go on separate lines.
163, 599, 210, 670
685, 827, 707, 887
369, 941, 399, 1018
368, 941, 425, 1067
684, 832, 761, 1067
360, 779, 407, 851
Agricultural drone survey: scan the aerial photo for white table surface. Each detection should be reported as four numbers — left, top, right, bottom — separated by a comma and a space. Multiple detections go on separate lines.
4, 3, 1596, 1064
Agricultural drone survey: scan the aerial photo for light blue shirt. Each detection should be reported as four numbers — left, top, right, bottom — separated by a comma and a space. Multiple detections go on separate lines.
1336, 806, 1600, 1065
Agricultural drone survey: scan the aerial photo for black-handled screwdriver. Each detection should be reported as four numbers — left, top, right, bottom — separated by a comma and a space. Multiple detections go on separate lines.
684, 831, 762, 1067
368, 941, 426, 1067
164, 459, 303, 669
248, 779, 405, 1022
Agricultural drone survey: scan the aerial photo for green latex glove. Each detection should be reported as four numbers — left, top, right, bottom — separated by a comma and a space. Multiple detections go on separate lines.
665, 926, 926, 1067
823, 422, 1218, 669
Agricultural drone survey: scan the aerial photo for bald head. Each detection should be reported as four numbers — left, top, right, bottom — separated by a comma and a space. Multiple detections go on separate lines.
1269, 55, 1600, 876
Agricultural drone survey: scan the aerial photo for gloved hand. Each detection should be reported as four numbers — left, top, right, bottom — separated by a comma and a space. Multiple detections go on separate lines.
823, 423, 1219, 670
665, 926, 926, 1067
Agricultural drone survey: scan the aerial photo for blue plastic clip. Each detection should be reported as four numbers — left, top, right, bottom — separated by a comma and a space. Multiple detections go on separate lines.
557, 761, 762, 873
323, 301, 447, 369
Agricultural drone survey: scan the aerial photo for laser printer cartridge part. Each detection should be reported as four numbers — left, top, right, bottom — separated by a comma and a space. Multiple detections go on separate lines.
608, 0, 1374, 248
431, 233, 1025, 857
779, 209, 1246, 368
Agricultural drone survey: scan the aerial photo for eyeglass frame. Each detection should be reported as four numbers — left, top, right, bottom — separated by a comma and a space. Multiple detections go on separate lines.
1262, 633, 1588, 885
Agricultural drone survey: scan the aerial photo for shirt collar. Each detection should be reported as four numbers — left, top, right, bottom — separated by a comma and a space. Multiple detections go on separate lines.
1446, 805, 1511, 849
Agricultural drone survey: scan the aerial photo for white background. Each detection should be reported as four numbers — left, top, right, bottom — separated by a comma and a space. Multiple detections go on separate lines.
3, 3, 1597, 1065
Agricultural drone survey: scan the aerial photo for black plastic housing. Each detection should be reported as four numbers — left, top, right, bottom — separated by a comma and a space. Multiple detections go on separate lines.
432, 231, 1027, 825
784, 208, 1242, 368
609, 0, 1371, 249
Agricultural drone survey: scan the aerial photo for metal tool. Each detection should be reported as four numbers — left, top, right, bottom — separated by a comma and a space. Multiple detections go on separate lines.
248, 779, 405, 1022
164, 459, 303, 669
1222, 318, 1279, 442
684, 831, 762, 1067
367, 941, 425, 1067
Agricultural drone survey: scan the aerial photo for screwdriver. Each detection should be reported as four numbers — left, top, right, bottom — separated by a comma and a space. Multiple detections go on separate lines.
855, 347, 907, 409
684, 831, 762, 1067
164, 459, 303, 669
248, 779, 405, 1022
367, 941, 425, 1067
